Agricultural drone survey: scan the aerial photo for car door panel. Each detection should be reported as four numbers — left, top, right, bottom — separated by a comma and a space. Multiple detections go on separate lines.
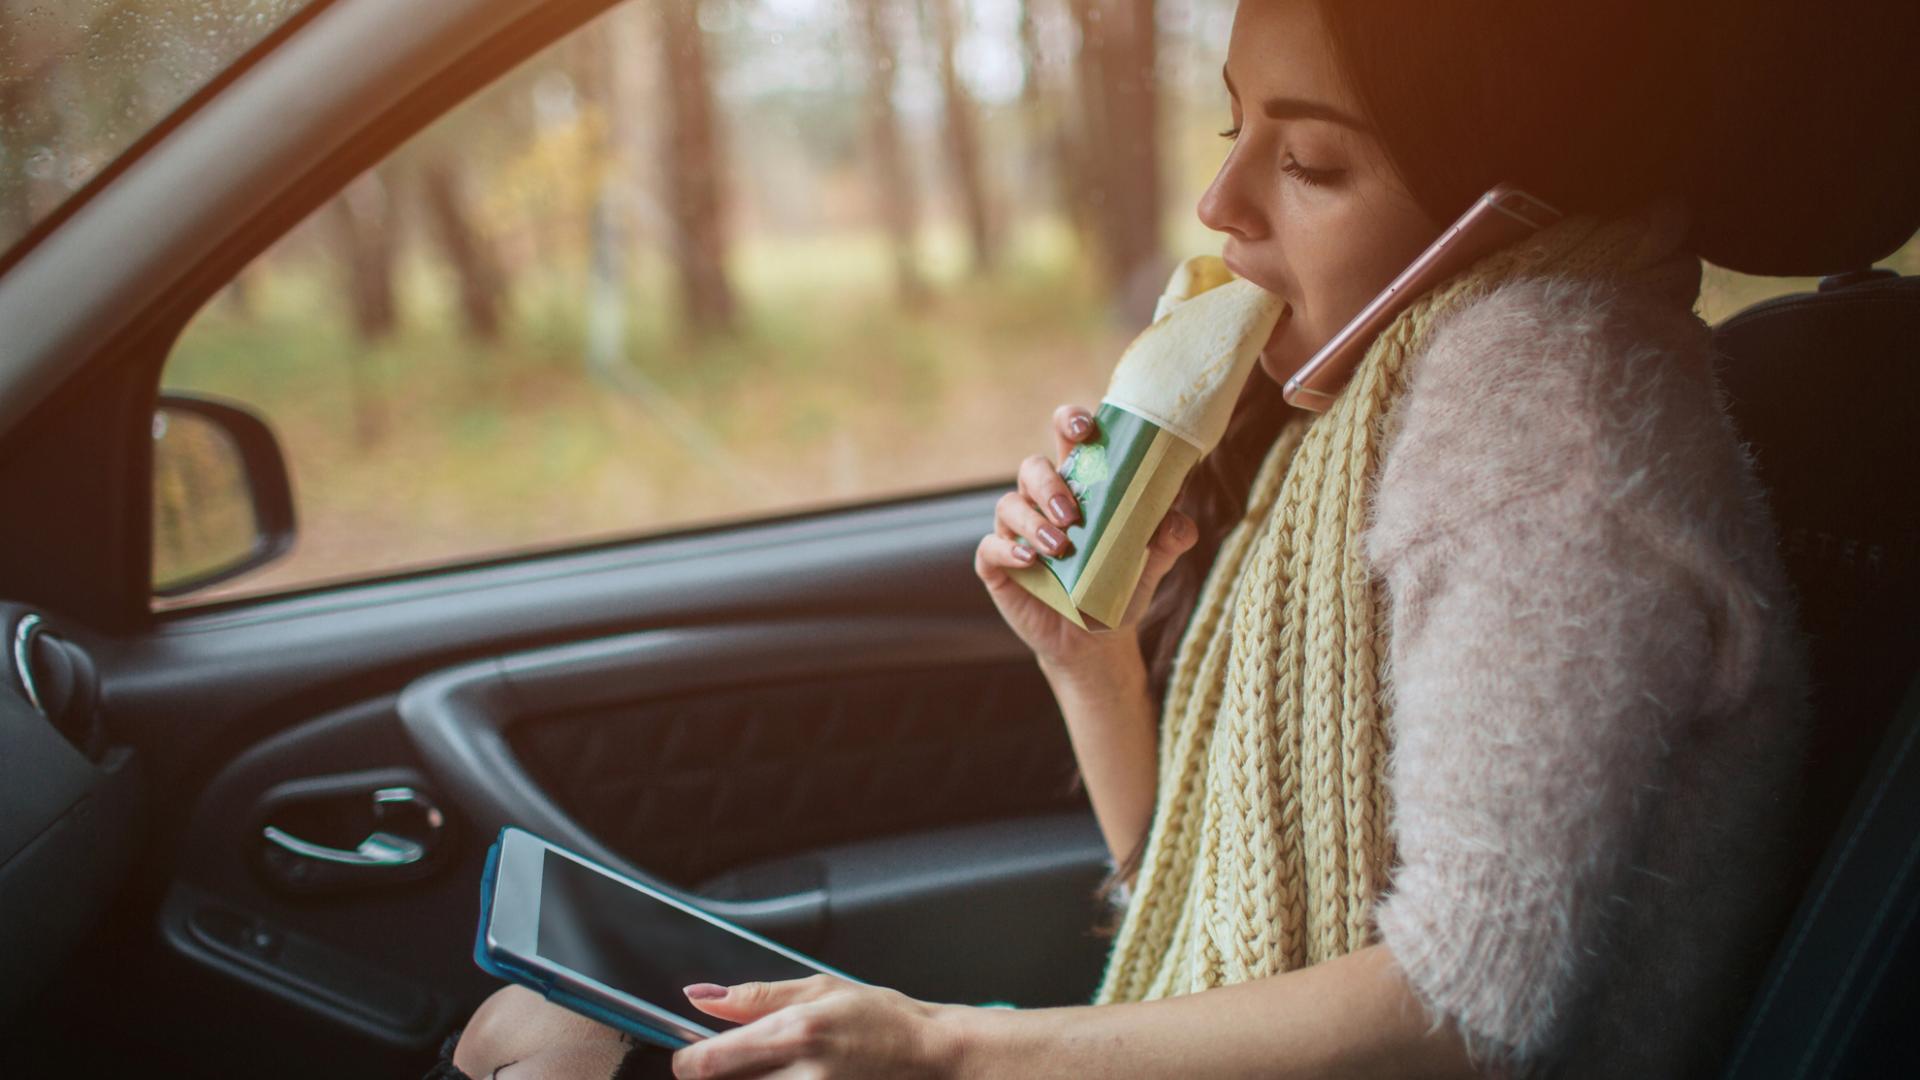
49, 489, 1111, 1078
398, 616, 1110, 1002
402, 616, 1077, 892
93, 490, 1009, 788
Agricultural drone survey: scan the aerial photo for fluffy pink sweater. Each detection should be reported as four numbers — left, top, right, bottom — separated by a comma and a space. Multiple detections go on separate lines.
1359, 274, 1813, 1076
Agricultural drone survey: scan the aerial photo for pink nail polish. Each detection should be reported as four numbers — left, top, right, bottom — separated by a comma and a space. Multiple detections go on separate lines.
1069, 416, 1091, 439
1012, 543, 1036, 564
684, 983, 728, 1000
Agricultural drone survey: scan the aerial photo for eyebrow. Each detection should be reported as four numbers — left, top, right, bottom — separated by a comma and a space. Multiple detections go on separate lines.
1222, 64, 1371, 133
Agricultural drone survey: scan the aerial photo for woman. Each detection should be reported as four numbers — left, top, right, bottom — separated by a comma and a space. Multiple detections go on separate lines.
441, 0, 1812, 1076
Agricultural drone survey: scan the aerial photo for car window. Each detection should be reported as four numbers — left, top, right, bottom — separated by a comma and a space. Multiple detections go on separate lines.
1697, 241, 1918, 323
0, 0, 313, 257
155, 0, 1251, 605
149, 0, 1919, 607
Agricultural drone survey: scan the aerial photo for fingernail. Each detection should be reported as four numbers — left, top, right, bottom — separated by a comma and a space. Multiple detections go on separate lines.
1048, 495, 1078, 526
1068, 415, 1092, 439
684, 983, 728, 1001
1011, 542, 1037, 564
1039, 526, 1069, 554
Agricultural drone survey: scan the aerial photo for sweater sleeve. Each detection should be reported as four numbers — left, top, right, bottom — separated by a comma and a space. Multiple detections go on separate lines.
1362, 277, 1729, 1069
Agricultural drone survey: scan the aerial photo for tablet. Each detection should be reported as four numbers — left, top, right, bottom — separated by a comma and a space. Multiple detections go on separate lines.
474, 826, 859, 1049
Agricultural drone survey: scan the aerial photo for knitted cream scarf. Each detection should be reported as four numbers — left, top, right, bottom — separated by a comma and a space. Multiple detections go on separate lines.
1092, 209, 1702, 1003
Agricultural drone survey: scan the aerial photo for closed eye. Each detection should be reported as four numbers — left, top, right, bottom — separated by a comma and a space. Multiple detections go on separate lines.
1281, 154, 1343, 187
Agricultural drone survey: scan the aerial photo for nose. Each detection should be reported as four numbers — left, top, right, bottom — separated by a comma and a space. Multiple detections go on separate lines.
1195, 140, 1266, 242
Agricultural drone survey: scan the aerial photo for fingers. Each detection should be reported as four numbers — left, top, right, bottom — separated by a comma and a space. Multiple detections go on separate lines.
974, 532, 1038, 589
672, 1008, 827, 1080
1140, 509, 1199, 585
680, 975, 838, 1025
673, 990, 840, 1080
1050, 404, 1098, 463
972, 403, 1096, 599
996, 487, 1072, 559
1016, 455, 1080, 537
1148, 508, 1199, 560
1121, 509, 1198, 627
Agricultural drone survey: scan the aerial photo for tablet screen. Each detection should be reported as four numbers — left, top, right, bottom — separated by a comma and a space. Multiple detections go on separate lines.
536, 850, 822, 1031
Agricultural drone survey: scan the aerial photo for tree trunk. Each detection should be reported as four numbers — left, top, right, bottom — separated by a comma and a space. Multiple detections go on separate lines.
223, 273, 256, 320
1068, 0, 1165, 326
852, 0, 929, 310
1019, 0, 1095, 255
325, 173, 398, 446
920, 0, 998, 276
654, 0, 738, 340
419, 157, 507, 344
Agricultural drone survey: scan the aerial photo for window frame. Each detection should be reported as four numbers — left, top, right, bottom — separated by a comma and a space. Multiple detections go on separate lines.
137, 0, 1057, 613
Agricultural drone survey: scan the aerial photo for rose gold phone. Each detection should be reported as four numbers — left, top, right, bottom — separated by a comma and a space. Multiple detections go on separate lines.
1282, 183, 1563, 411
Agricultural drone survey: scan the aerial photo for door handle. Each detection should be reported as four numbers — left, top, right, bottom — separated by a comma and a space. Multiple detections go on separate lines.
258, 785, 447, 892
261, 827, 423, 867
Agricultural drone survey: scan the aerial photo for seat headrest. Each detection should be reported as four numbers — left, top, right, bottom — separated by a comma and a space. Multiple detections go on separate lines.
1685, 3, 1920, 275
1711, 273, 1920, 880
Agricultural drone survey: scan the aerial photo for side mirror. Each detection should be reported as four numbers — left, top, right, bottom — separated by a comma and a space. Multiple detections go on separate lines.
151, 393, 296, 599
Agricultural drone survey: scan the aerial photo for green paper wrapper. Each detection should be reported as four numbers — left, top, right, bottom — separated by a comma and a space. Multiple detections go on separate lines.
1008, 254, 1285, 631
1008, 404, 1199, 630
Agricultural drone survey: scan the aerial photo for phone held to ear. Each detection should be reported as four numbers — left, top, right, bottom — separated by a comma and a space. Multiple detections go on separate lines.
474, 826, 860, 1050
1282, 183, 1563, 411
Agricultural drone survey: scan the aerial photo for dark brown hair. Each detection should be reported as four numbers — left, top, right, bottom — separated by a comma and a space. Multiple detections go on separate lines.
1085, 0, 1712, 931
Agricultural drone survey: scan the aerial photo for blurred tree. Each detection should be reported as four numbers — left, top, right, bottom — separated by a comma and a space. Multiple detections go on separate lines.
419, 156, 508, 343
328, 172, 400, 341
574, 5, 669, 377
222, 274, 256, 321
325, 169, 398, 445
852, 0, 929, 309
1017, 0, 1096, 254
918, 0, 999, 276
1068, 0, 1166, 325
655, 0, 738, 339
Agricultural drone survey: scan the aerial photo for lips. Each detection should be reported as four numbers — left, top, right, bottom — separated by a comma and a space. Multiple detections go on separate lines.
1220, 248, 1255, 285
1222, 251, 1287, 314
1219, 250, 1291, 366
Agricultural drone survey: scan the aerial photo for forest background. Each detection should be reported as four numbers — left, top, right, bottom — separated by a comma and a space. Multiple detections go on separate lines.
4, 0, 1911, 602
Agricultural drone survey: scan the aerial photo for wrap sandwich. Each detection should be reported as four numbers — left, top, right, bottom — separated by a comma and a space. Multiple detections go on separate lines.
1009, 255, 1289, 630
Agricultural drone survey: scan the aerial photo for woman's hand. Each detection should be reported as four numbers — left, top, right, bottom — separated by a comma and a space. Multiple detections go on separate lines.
974, 404, 1198, 678
670, 974, 960, 1079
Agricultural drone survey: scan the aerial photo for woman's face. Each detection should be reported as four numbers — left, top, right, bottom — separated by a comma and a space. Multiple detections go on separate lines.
1201, 0, 1444, 384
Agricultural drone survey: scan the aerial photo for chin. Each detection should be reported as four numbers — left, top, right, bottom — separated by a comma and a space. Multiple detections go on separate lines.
1256, 346, 1301, 388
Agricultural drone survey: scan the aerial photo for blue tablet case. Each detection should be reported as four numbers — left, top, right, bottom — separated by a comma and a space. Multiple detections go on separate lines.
473, 828, 694, 1051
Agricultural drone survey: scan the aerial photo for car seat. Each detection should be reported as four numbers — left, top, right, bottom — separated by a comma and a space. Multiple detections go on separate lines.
1712, 268, 1920, 1077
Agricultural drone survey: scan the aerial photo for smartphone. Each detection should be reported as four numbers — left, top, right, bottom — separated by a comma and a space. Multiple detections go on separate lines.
1282, 183, 1563, 411
475, 826, 860, 1050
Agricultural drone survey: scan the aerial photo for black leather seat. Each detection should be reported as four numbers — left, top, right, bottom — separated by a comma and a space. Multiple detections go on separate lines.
1713, 270, 1920, 877
1711, 269, 1920, 1077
